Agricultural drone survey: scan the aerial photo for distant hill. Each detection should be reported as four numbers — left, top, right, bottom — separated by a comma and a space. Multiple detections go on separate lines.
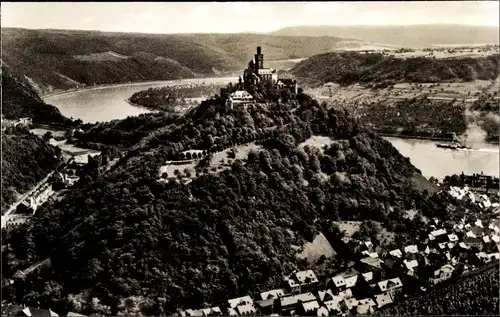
1, 67, 73, 126
2, 28, 344, 93
291, 51, 500, 86
271, 25, 500, 47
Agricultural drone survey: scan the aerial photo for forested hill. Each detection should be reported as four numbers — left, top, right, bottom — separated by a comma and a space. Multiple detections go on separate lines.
2, 81, 462, 316
291, 52, 500, 86
1, 67, 74, 126
2, 28, 344, 93
271, 25, 500, 47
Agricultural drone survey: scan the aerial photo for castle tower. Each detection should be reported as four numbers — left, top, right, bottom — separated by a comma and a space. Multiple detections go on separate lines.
254, 46, 263, 74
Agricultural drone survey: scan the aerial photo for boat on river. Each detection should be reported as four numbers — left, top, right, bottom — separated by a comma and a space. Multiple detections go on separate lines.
436, 142, 469, 150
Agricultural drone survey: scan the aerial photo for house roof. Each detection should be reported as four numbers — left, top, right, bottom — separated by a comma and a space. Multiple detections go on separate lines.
201, 307, 222, 316
491, 234, 500, 243
344, 275, 358, 288
448, 234, 459, 242
362, 272, 373, 282
483, 236, 491, 243
182, 309, 203, 317
331, 275, 346, 287
295, 270, 319, 284
317, 306, 329, 316
338, 289, 353, 300
389, 249, 403, 258
404, 245, 419, 253
360, 298, 376, 307
424, 245, 431, 254
236, 304, 256, 315
360, 256, 383, 269
230, 90, 253, 100
255, 299, 275, 309
281, 293, 317, 307
324, 298, 342, 312
260, 288, 286, 300
227, 308, 238, 316
317, 289, 335, 302
404, 259, 419, 270
343, 298, 358, 310
356, 304, 373, 315
302, 300, 320, 312
375, 293, 393, 307
431, 228, 447, 237
378, 278, 403, 291
228, 295, 253, 308
66, 313, 85, 316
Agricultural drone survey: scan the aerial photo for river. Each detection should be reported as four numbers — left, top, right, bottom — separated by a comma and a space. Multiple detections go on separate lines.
44, 77, 238, 123
43, 79, 499, 180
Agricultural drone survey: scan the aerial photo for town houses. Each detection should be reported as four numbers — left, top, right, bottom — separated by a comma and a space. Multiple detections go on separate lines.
174, 202, 499, 317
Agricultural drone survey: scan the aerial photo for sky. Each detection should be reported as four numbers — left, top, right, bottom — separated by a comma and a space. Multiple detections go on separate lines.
1, 1, 499, 34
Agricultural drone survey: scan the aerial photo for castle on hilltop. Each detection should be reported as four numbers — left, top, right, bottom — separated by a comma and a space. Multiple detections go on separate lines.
227, 46, 298, 110
241, 46, 298, 94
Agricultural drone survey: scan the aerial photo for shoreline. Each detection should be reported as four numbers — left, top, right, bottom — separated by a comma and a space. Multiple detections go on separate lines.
41, 75, 238, 99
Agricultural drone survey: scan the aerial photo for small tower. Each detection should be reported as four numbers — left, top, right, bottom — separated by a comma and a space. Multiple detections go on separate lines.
254, 46, 264, 74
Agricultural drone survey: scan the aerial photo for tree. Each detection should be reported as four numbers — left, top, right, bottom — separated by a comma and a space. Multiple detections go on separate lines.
43, 131, 53, 141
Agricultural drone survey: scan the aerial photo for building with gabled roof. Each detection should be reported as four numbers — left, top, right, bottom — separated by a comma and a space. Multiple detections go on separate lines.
329, 274, 346, 292
180, 309, 203, 317
375, 293, 393, 308
317, 289, 335, 303
404, 245, 419, 254
377, 277, 403, 297
260, 288, 286, 300
300, 300, 320, 314
285, 270, 319, 293
389, 249, 403, 258
228, 295, 253, 309
236, 303, 256, 316
280, 292, 317, 313
316, 306, 329, 316
200, 307, 222, 316
340, 297, 358, 312
324, 296, 343, 314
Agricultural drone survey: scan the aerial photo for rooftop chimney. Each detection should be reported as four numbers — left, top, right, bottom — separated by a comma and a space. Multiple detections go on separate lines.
257, 46, 262, 55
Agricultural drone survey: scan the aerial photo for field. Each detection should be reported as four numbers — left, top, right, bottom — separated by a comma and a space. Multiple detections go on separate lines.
298, 135, 335, 151
158, 142, 262, 183
296, 232, 337, 263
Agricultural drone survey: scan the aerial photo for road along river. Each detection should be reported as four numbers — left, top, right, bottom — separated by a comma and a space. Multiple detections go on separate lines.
43, 78, 499, 180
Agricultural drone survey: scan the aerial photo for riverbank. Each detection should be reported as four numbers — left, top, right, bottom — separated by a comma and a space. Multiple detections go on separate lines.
378, 132, 453, 142
41, 75, 238, 99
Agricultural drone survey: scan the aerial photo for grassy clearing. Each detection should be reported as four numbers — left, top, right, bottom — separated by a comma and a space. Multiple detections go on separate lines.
158, 142, 263, 182
334, 221, 362, 240
299, 135, 335, 151
411, 172, 441, 196
296, 232, 337, 263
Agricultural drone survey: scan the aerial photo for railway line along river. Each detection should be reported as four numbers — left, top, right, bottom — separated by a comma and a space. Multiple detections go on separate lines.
43, 78, 499, 180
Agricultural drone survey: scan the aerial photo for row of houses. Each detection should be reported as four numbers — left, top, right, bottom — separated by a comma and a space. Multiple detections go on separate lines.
178, 212, 500, 317
448, 185, 499, 212
1, 304, 85, 317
